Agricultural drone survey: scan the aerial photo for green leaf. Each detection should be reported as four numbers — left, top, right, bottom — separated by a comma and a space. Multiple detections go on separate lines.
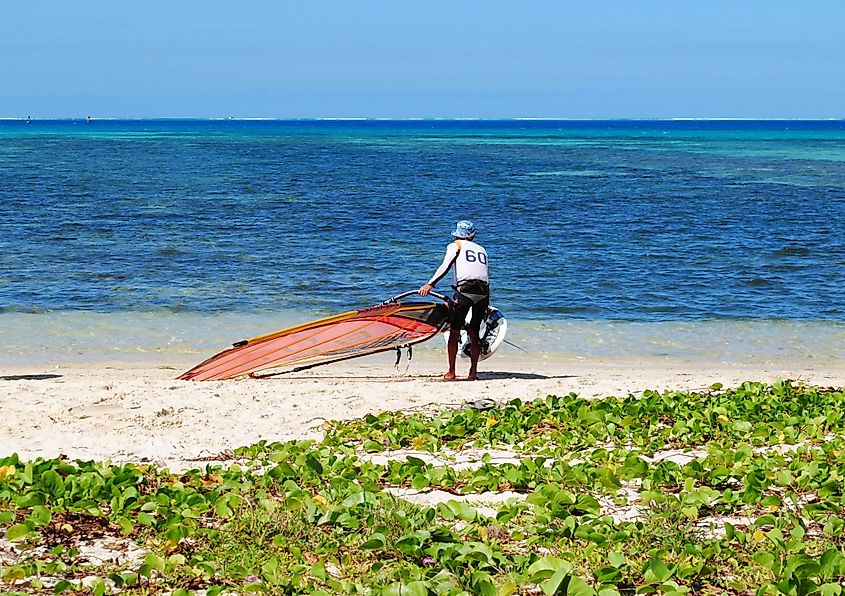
753, 551, 776, 570
732, 420, 753, 433
40, 470, 66, 498
361, 532, 386, 550
566, 576, 595, 596
30, 505, 52, 526
363, 440, 383, 452
3, 565, 26, 581
643, 557, 674, 584
597, 469, 622, 491
311, 562, 327, 580
92, 579, 106, 596
819, 548, 842, 576
472, 571, 497, 596
497, 579, 518, 596
342, 491, 374, 507
120, 572, 138, 586
608, 551, 625, 568
6, 523, 30, 541
541, 569, 569, 595
145, 553, 166, 572
528, 556, 572, 581
305, 454, 324, 475
382, 582, 428, 596
766, 528, 785, 549
622, 454, 648, 477
446, 500, 478, 522
411, 474, 430, 490
137, 512, 155, 526
466, 543, 495, 564
658, 581, 690, 596
215, 498, 233, 518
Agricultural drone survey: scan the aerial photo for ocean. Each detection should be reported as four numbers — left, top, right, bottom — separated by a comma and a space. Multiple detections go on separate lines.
2, 119, 845, 366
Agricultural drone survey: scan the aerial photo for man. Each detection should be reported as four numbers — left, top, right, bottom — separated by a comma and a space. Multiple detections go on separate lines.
419, 220, 490, 381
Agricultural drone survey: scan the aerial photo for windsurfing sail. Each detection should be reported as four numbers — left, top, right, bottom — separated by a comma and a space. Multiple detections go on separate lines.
178, 291, 450, 381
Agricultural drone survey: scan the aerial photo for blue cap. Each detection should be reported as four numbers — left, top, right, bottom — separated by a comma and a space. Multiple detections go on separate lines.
451, 220, 476, 239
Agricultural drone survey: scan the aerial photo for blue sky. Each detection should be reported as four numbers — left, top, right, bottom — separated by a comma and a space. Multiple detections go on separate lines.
1, 1, 843, 118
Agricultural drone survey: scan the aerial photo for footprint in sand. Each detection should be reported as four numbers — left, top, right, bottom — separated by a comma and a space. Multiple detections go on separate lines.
71, 404, 141, 419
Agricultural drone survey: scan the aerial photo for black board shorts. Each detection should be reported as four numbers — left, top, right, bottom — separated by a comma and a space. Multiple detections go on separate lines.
450, 280, 490, 332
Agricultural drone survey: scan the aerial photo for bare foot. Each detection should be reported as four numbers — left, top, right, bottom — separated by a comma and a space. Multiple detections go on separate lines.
466, 373, 478, 381
442, 372, 457, 381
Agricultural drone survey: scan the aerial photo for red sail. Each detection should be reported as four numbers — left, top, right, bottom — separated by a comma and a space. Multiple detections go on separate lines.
178, 300, 448, 381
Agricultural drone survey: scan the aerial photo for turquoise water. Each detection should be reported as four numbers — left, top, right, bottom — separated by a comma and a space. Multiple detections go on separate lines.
2, 119, 844, 363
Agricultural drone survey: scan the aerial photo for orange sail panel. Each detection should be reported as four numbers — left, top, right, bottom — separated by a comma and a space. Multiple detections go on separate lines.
178, 301, 448, 381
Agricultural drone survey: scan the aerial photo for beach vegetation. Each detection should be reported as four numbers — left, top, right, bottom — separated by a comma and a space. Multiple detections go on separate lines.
1, 381, 844, 593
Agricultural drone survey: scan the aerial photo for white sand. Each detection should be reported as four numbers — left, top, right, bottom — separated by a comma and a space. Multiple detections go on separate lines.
2, 351, 844, 468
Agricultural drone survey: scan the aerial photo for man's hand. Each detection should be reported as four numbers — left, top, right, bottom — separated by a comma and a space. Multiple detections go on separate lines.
418, 284, 433, 296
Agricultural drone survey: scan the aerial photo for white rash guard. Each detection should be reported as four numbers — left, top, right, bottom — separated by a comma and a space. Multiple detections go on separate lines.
427, 240, 489, 287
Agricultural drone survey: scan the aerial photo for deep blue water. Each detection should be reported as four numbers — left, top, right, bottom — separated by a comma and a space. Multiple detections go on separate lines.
2, 119, 845, 321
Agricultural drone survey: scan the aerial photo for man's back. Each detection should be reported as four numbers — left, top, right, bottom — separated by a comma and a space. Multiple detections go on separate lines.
452, 239, 489, 284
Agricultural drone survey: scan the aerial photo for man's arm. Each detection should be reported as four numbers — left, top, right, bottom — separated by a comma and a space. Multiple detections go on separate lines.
419, 243, 459, 295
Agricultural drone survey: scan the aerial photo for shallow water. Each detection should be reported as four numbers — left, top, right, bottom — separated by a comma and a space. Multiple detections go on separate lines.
2, 311, 844, 369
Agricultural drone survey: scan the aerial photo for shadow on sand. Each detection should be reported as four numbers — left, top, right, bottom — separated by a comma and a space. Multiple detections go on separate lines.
254, 373, 435, 382
253, 371, 573, 382
1, 374, 63, 381
475, 371, 575, 381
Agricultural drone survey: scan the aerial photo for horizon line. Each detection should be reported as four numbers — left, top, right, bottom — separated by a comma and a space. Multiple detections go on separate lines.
2, 116, 844, 122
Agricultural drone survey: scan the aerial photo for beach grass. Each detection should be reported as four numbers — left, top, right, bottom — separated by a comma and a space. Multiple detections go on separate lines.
2, 381, 845, 594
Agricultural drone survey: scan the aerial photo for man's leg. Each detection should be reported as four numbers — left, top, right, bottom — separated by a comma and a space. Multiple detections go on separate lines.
445, 296, 470, 381
467, 327, 480, 381
466, 297, 487, 381
445, 328, 460, 381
